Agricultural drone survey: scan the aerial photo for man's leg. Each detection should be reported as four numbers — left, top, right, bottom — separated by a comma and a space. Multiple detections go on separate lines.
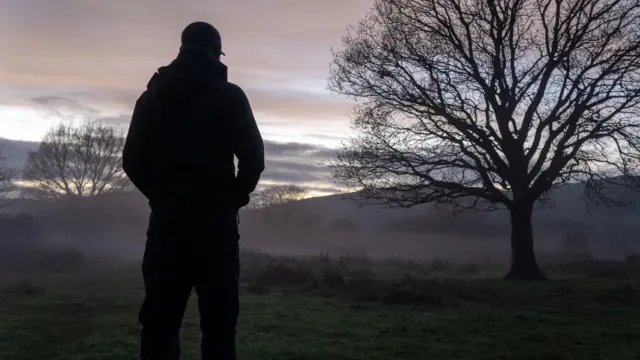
193, 210, 240, 360
139, 211, 193, 360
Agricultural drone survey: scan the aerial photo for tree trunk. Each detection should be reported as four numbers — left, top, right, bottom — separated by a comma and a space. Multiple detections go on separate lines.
503, 203, 546, 281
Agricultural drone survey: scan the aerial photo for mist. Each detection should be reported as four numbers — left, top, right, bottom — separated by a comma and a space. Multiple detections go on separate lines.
2, 181, 638, 273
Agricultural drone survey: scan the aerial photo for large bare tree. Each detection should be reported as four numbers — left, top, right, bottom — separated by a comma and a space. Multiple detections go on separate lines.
329, 0, 640, 280
0, 147, 17, 209
23, 121, 129, 198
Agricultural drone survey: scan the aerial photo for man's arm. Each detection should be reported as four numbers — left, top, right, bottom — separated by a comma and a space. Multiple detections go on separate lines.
230, 85, 265, 207
122, 91, 153, 200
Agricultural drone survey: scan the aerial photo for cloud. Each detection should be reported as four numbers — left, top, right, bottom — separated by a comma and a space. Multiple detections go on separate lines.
261, 168, 324, 184
262, 159, 330, 184
16, 85, 354, 123
0, 137, 339, 190
30, 95, 101, 119
31, 96, 93, 111
260, 141, 336, 185
245, 88, 354, 121
264, 141, 337, 161
266, 159, 328, 174
99, 115, 133, 127
0, 0, 371, 133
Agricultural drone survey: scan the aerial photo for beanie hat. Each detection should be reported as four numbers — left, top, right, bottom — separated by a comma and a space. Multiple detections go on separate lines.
180, 21, 225, 56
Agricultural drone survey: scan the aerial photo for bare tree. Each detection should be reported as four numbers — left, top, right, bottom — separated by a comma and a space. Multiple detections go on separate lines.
23, 121, 129, 198
329, 0, 640, 280
0, 147, 17, 209
247, 184, 308, 210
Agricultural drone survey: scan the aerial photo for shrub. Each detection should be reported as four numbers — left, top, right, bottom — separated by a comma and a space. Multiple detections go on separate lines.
626, 254, 640, 264
457, 262, 482, 275
1, 278, 45, 296
249, 261, 316, 287
588, 268, 631, 280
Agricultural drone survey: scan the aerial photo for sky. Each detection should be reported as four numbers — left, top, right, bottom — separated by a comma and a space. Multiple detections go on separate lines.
0, 0, 375, 195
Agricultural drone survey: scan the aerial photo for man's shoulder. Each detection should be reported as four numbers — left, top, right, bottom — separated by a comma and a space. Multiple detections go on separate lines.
215, 81, 247, 99
205, 81, 250, 110
135, 89, 150, 103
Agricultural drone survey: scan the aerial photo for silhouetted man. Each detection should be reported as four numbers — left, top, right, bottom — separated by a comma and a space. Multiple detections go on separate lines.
122, 21, 265, 360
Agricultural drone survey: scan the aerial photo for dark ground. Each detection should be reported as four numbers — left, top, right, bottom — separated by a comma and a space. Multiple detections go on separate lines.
0, 252, 639, 360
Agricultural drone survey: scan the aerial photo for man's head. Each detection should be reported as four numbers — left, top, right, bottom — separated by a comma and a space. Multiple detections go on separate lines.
180, 21, 225, 59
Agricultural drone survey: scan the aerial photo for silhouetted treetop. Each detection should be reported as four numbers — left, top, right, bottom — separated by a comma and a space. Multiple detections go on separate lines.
23, 121, 128, 199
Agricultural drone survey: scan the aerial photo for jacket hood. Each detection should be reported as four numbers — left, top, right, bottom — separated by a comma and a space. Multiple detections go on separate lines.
145, 49, 228, 99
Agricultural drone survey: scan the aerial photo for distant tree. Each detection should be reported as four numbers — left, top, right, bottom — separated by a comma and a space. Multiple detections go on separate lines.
0, 147, 17, 209
247, 184, 308, 210
23, 121, 129, 198
329, 0, 640, 280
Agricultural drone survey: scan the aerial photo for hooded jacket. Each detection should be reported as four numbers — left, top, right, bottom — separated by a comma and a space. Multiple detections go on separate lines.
122, 49, 265, 208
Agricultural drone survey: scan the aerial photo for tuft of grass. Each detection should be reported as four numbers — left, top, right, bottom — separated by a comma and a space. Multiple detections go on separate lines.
0, 278, 46, 297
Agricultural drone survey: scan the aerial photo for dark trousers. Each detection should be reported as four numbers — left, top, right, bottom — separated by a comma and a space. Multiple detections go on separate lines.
139, 206, 240, 360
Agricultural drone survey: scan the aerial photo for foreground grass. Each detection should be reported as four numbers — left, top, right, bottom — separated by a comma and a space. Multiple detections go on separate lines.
0, 262, 639, 359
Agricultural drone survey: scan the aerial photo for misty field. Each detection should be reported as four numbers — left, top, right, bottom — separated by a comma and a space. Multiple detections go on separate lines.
1, 251, 639, 360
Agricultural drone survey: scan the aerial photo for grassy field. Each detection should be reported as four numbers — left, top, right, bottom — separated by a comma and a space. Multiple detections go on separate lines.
1, 252, 639, 360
